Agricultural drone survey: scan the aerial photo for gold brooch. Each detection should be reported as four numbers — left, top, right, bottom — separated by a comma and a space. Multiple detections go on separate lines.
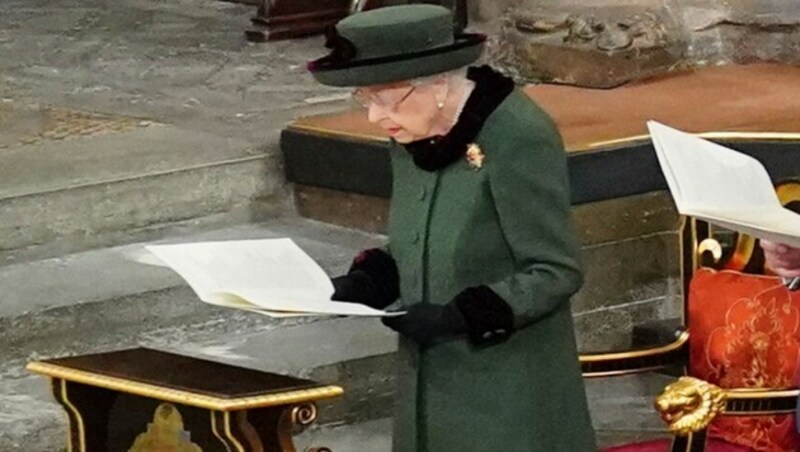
466, 143, 485, 170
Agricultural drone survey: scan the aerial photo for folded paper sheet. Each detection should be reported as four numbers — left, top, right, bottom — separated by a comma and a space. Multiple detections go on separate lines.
648, 121, 800, 247
146, 238, 400, 317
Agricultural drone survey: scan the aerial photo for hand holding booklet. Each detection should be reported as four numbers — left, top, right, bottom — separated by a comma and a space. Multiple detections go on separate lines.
145, 238, 402, 318
647, 121, 800, 248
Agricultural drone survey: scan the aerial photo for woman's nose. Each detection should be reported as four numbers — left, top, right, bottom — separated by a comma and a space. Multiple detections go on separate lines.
367, 103, 387, 123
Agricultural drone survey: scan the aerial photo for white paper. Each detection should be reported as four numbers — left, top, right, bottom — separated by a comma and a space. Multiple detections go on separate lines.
648, 121, 800, 247
146, 238, 401, 317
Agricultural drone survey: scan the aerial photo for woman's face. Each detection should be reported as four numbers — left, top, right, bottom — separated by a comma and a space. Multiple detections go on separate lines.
355, 80, 444, 144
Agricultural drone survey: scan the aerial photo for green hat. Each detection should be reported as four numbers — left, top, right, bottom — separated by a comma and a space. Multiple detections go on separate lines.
308, 5, 485, 87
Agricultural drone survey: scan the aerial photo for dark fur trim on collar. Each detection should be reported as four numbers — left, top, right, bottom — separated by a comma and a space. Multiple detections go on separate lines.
403, 66, 515, 172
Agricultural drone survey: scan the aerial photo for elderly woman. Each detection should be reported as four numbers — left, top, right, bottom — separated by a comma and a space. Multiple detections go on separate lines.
310, 5, 597, 451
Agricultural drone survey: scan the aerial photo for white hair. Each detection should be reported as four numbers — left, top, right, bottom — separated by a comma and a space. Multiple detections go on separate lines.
409, 67, 469, 87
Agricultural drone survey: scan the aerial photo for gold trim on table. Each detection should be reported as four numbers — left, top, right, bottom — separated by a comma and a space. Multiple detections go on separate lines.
288, 121, 390, 144
27, 362, 343, 412
290, 112, 800, 154
58, 379, 86, 452
586, 131, 800, 151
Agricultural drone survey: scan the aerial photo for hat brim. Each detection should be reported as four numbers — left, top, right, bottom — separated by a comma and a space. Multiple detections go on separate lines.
310, 34, 486, 87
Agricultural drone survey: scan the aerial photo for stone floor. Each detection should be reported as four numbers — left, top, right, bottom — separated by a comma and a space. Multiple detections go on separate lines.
0, 0, 675, 449
0, 0, 351, 148
0, 0, 362, 258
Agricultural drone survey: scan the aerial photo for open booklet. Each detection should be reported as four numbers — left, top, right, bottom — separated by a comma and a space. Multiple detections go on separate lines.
145, 238, 402, 318
647, 121, 800, 248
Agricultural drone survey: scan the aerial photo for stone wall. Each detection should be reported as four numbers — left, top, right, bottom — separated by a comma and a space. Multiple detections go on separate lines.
470, 0, 800, 87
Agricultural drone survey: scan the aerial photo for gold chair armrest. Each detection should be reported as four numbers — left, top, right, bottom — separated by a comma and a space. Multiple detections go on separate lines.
581, 330, 689, 378
723, 387, 799, 416
655, 376, 799, 436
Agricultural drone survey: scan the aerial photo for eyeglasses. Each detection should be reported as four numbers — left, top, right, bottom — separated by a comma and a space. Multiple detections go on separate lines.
352, 85, 416, 112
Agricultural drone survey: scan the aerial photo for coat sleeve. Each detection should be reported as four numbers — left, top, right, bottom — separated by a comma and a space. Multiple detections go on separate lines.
485, 111, 584, 328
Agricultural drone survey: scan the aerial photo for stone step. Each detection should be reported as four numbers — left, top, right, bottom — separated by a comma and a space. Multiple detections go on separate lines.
296, 418, 393, 452
0, 217, 395, 450
291, 375, 675, 451
0, 217, 387, 361
0, 214, 676, 451
0, 109, 290, 254
0, 215, 677, 450
0, 0, 356, 256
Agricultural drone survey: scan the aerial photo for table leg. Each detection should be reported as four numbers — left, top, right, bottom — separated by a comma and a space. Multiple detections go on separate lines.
213, 402, 326, 452
51, 378, 117, 451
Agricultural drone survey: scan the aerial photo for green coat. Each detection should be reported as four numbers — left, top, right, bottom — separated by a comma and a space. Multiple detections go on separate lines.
385, 89, 597, 451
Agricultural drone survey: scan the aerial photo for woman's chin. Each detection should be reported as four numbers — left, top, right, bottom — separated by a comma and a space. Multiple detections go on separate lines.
392, 133, 415, 144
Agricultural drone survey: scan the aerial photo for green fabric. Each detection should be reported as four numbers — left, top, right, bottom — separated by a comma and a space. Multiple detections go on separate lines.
385, 90, 597, 451
338, 5, 453, 60
309, 5, 484, 87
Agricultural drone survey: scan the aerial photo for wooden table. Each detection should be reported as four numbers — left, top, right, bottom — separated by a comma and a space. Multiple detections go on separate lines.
27, 348, 342, 452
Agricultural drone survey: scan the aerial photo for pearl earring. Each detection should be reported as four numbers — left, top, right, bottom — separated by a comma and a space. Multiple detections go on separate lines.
437, 100, 444, 109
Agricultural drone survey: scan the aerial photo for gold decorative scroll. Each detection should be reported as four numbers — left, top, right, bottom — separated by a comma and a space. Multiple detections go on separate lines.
291, 403, 318, 427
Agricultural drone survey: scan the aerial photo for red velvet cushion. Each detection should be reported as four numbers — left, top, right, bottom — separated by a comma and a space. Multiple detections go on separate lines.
688, 268, 800, 451
602, 438, 752, 452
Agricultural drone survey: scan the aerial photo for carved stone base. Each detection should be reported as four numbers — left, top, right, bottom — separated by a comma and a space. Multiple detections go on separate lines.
493, 6, 686, 88
502, 31, 684, 88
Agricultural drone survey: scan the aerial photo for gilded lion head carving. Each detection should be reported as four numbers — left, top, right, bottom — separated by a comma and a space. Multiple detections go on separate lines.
655, 376, 726, 436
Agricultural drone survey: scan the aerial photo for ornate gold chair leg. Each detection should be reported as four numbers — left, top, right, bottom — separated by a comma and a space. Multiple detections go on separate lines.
670, 430, 709, 452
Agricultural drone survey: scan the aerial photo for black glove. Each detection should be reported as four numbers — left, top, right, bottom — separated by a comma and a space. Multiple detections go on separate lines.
331, 248, 399, 310
382, 286, 516, 346
452, 286, 516, 346
381, 302, 467, 345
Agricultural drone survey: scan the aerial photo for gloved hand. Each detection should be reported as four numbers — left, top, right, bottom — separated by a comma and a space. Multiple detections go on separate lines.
453, 286, 516, 346
382, 286, 516, 346
331, 248, 399, 310
381, 302, 467, 345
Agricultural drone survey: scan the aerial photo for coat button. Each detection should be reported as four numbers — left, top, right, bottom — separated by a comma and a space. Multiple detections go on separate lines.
411, 231, 420, 244
418, 186, 427, 201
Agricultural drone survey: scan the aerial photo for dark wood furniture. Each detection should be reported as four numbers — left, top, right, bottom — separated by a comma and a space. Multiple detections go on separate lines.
27, 348, 341, 452
245, 0, 383, 42
244, 0, 467, 42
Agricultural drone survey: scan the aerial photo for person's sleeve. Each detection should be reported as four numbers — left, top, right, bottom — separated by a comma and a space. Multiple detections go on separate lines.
485, 117, 584, 329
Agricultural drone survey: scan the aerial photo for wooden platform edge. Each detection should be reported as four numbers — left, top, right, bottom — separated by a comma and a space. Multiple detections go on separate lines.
282, 127, 800, 205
